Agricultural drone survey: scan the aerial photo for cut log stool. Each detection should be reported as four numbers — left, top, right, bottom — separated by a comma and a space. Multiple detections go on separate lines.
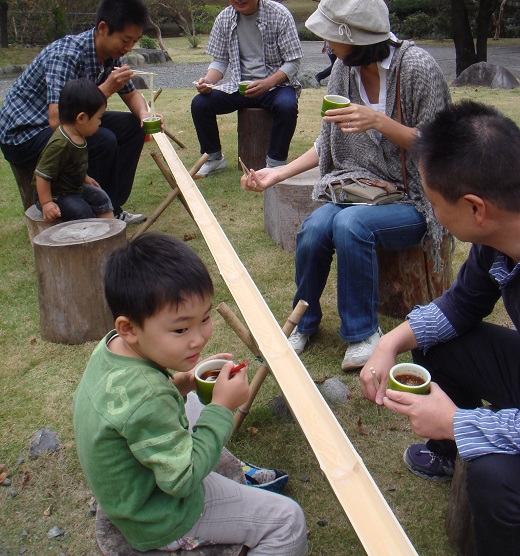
25, 204, 62, 245
263, 168, 452, 316
237, 108, 272, 171
445, 456, 476, 556
263, 167, 321, 252
32, 218, 127, 344
9, 162, 35, 211
95, 448, 246, 556
377, 235, 453, 319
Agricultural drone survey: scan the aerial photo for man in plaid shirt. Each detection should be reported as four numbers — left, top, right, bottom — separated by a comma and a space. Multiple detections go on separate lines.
0, 0, 154, 224
191, 0, 302, 179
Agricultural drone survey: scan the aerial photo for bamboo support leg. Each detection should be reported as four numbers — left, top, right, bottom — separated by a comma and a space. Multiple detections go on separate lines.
151, 151, 193, 218
153, 88, 163, 102
217, 300, 308, 434
132, 153, 209, 239
189, 153, 210, 177
165, 128, 187, 149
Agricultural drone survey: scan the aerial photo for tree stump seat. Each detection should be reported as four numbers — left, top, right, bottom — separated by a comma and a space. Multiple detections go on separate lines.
9, 161, 36, 211
445, 456, 476, 556
377, 235, 452, 319
263, 168, 453, 317
25, 204, 62, 245
95, 448, 246, 556
237, 108, 272, 171
32, 218, 127, 344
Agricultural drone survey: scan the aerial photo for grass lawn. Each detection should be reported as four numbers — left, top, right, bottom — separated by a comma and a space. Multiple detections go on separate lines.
1, 29, 520, 552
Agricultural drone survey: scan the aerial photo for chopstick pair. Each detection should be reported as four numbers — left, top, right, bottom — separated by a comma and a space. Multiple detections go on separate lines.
238, 157, 250, 176
132, 69, 157, 75
370, 367, 387, 430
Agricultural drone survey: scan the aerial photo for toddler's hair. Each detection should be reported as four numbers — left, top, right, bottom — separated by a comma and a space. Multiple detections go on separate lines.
59, 78, 107, 125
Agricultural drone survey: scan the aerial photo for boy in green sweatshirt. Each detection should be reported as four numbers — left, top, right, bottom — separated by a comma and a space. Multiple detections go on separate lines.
73, 232, 307, 554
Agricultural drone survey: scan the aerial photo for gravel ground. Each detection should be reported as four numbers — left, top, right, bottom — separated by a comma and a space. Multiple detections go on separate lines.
1, 41, 519, 98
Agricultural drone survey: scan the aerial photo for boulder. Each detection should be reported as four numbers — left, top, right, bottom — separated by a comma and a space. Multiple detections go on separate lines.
299, 70, 320, 89
452, 62, 519, 89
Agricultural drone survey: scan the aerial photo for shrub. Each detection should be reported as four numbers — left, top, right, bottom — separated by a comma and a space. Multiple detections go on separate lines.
297, 24, 321, 41
401, 12, 435, 39
140, 35, 158, 49
196, 5, 223, 34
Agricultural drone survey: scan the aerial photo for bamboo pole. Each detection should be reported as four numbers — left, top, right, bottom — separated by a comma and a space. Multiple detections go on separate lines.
218, 300, 308, 433
132, 153, 210, 238
150, 151, 193, 219
151, 132, 418, 556
164, 128, 187, 149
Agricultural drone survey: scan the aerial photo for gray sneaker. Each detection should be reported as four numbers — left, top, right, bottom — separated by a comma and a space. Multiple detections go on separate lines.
116, 210, 146, 225
194, 155, 227, 178
341, 327, 383, 371
288, 327, 310, 355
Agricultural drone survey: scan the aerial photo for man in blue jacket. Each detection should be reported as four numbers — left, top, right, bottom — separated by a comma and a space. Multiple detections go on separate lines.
360, 100, 520, 556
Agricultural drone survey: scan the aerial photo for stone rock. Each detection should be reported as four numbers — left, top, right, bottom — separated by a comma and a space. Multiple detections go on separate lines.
47, 526, 64, 539
122, 53, 145, 66
133, 48, 171, 63
269, 395, 294, 421
452, 62, 519, 89
319, 378, 350, 404
1, 477, 12, 486
299, 70, 320, 89
29, 429, 61, 459
131, 75, 148, 89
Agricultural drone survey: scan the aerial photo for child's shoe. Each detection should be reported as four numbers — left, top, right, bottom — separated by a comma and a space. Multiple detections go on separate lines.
241, 460, 289, 493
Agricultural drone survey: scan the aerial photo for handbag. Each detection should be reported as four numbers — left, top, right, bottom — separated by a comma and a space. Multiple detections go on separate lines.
319, 68, 408, 206
318, 177, 405, 205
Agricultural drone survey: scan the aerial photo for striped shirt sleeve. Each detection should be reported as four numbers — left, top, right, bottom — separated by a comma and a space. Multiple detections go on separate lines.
407, 302, 458, 350
454, 407, 520, 460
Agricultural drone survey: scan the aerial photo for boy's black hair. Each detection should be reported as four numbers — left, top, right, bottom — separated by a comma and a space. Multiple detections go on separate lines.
342, 38, 402, 67
104, 233, 214, 327
413, 100, 520, 212
59, 78, 107, 124
95, 0, 149, 34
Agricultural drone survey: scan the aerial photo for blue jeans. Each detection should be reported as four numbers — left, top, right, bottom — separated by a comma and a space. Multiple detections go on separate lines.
293, 202, 427, 342
191, 87, 298, 163
36, 183, 113, 221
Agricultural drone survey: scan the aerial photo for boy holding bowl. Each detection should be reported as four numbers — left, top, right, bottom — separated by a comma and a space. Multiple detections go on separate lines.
73, 232, 307, 554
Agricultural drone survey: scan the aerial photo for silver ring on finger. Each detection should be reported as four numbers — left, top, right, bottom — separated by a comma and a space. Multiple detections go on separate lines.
347, 121, 351, 128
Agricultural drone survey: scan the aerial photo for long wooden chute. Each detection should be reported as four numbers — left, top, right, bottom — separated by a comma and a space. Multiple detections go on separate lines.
152, 133, 418, 556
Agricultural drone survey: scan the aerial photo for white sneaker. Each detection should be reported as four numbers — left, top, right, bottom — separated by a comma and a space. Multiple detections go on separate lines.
194, 155, 227, 178
288, 327, 310, 355
116, 210, 146, 225
341, 327, 383, 371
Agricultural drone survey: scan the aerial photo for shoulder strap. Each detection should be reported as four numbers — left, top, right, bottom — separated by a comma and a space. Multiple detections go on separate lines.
396, 69, 408, 195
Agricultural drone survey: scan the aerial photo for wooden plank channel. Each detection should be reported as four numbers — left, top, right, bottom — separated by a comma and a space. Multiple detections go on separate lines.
152, 132, 418, 556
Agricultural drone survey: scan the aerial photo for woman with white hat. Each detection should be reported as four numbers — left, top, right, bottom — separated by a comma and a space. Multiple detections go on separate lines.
241, 0, 450, 371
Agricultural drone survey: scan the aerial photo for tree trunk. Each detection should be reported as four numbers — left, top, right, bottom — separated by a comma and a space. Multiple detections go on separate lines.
492, 0, 507, 40
0, 1, 8, 48
476, 0, 499, 61
451, 0, 478, 76
149, 17, 167, 52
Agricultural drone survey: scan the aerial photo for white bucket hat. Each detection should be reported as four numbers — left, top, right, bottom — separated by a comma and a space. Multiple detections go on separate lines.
305, 0, 391, 46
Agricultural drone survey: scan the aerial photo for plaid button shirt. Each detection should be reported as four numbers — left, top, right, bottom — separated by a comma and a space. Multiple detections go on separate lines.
0, 29, 134, 146
206, 0, 302, 94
